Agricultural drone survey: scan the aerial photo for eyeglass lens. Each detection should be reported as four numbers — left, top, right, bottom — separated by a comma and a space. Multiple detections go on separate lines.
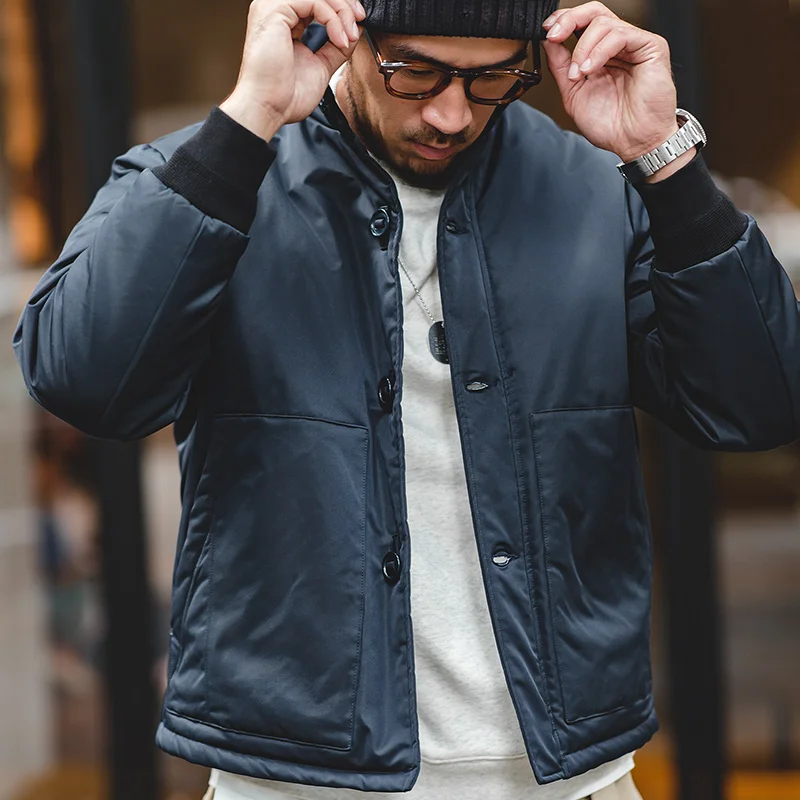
388, 67, 525, 102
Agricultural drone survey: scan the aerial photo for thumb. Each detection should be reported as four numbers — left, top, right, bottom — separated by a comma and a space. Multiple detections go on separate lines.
541, 38, 574, 99
315, 38, 356, 80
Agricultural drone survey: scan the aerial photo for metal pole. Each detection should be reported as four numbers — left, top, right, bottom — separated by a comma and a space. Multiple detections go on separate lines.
648, 2, 726, 798
655, 428, 726, 800
87, 437, 160, 800
66, 1, 160, 797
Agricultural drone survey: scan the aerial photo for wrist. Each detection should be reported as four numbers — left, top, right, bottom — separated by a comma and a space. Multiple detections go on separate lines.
643, 146, 697, 183
219, 90, 284, 142
618, 125, 680, 166
633, 153, 748, 272
618, 110, 707, 185
152, 107, 276, 233
624, 123, 700, 184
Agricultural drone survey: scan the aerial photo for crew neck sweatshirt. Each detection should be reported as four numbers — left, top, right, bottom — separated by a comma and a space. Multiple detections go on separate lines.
211, 67, 635, 800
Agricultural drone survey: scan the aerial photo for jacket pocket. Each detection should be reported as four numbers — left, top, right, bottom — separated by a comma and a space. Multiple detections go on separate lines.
198, 414, 368, 750
530, 406, 652, 724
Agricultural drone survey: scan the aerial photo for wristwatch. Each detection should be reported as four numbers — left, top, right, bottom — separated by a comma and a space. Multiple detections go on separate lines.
617, 109, 707, 184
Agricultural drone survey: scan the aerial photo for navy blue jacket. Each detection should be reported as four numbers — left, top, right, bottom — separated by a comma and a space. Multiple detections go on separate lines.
13, 90, 800, 791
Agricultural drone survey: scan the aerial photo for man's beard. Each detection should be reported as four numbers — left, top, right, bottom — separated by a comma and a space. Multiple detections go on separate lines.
344, 75, 469, 191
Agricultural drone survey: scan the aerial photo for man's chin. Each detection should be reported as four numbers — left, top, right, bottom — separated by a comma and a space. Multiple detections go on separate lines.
387, 152, 460, 190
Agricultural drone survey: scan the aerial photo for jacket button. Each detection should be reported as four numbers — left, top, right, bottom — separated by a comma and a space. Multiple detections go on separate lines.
382, 551, 402, 584
378, 371, 395, 413
445, 220, 460, 234
370, 207, 391, 237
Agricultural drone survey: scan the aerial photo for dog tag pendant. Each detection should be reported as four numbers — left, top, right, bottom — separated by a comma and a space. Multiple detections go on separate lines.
428, 321, 449, 364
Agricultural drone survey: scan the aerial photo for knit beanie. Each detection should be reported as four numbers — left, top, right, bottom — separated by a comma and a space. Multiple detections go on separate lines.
363, 0, 560, 40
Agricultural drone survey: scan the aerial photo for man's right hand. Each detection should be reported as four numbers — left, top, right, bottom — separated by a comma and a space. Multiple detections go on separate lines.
220, 0, 365, 141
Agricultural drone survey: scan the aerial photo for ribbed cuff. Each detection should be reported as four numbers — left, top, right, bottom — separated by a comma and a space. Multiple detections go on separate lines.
152, 107, 276, 233
634, 153, 748, 273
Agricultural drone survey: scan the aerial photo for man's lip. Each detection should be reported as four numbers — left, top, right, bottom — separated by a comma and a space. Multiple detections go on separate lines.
411, 141, 458, 160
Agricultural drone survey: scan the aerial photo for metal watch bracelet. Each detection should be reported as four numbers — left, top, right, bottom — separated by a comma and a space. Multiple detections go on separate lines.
617, 109, 708, 184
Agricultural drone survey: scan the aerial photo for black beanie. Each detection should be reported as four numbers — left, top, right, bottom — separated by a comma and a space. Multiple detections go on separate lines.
363, 0, 561, 40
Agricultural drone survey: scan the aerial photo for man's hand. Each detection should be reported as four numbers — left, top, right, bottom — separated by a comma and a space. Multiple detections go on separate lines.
542, 2, 688, 173
220, 0, 365, 141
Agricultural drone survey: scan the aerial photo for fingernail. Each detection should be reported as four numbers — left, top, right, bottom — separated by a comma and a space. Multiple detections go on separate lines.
568, 62, 581, 80
542, 16, 554, 28
580, 58, 592, 73
357, 1, 366, 15
350, 21, 359, 38
547, 22, 562, 38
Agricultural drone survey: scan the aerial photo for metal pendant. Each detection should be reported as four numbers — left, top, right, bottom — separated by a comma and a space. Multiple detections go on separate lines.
428, 321, 449, 364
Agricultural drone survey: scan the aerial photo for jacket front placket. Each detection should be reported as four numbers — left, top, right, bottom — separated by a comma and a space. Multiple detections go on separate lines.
434, 178, 564, 782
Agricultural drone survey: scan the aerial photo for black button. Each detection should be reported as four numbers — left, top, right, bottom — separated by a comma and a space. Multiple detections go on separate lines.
378, 371, 395, 413
370, 207, 391, 238
382, 551, 402, 584
445, 220, 460, 234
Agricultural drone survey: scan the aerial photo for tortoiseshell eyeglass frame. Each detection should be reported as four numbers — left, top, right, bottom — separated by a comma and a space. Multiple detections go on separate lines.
362, 27, 542, 106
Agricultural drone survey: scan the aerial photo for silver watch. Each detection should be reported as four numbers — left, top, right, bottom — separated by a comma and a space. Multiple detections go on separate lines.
617, 109, 707, 184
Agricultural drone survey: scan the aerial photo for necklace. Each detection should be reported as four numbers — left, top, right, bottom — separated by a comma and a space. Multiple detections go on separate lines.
398, 258, 449, 364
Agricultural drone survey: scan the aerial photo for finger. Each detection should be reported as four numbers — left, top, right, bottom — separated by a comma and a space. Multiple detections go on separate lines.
542, 7, 570, 30
326, 0, 360, 42
318, 0, 357, 48
569, 16, 616, 70
315, 38, 353, 77
289, 0, 350, 49
574, 28, 630, 78
545, 1, 618, 43
290, 14, 314, 40
579, 24, 667, 77
337, 0, 367, 30
541, 38, 576, 98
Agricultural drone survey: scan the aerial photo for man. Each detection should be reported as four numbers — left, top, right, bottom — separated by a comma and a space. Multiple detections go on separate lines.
13, 0, 800, 797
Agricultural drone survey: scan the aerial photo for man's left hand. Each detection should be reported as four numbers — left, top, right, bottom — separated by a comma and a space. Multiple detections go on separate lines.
542, 2, 683, 168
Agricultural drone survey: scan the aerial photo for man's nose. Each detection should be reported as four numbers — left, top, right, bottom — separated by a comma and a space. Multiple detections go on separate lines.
421, 79, 473, 136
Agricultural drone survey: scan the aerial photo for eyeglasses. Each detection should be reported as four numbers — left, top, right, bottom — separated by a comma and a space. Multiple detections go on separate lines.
363, 28, 542, 106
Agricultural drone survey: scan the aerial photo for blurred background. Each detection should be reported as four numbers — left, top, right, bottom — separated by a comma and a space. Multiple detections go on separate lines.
0, 0, 799, 799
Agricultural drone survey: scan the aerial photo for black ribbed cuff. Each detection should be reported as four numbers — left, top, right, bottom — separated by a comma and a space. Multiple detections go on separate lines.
152, 107, 276, 233
634, 153, 748, 273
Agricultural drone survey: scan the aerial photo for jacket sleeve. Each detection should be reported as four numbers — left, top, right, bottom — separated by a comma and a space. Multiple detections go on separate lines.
13, 108, 275, 440
625, 155, 800, 451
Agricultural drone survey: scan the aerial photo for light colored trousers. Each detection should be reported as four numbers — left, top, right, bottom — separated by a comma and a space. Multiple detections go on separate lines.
203, 772, 643, 800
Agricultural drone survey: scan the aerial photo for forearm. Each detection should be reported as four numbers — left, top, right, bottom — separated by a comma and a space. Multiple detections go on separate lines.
14, 111, 275, 439
153, 106, 276, 234
627, 162, 800, 449
634, 153, 748, 272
